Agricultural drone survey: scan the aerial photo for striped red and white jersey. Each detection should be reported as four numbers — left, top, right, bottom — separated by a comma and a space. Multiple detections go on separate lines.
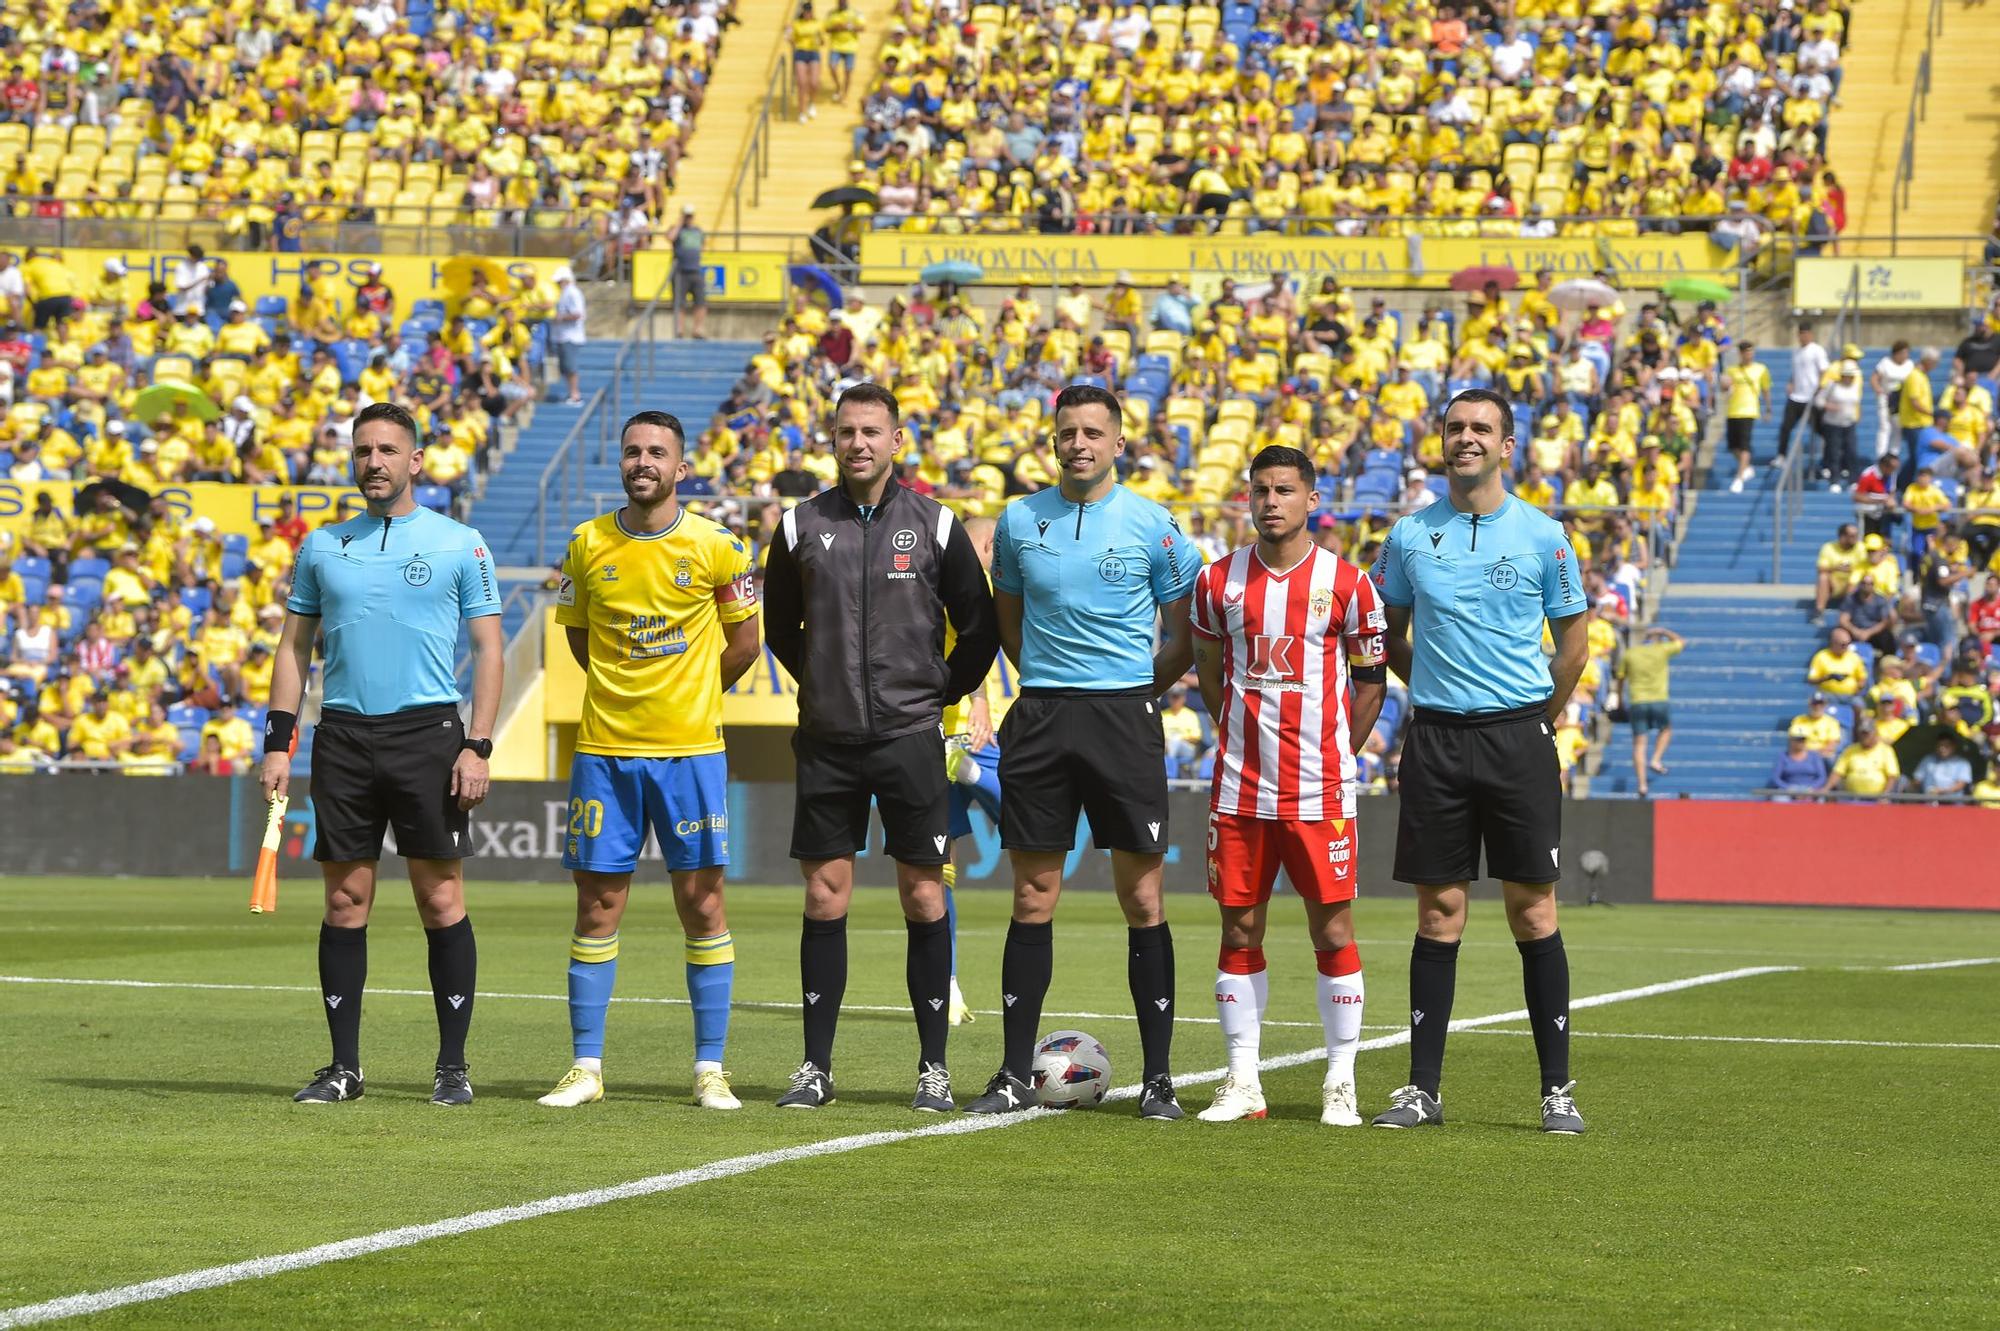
1189, 544, 1387, 820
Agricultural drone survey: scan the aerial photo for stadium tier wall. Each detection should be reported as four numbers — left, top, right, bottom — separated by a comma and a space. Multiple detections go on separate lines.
4, 779, 1996, 912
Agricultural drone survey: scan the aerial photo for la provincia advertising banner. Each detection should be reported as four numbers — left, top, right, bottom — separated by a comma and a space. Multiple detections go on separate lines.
0, 480, 366, 540
859, 232, 1731, 288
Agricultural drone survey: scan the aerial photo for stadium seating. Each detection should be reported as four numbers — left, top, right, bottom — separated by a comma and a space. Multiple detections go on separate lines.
0, 0, 732, 235
841, 1, 1850, 239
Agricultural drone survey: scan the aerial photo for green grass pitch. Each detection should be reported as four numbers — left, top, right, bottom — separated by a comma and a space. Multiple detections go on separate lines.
2, 877, 1997, 1328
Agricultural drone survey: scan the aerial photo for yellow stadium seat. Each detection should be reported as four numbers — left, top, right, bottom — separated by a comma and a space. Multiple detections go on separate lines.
127, 177, 164, 204
151, 355, 195, 383
300, 131, 336, 162
1294, 352, 1333, 384
52, 174, 90, 201
1208, 418, 1251, 448
158, 186, 198, 222
404, 162, 441, 191
1215, 403, 1257, 432
1146, 330, 1184, 370
1184, 18, 1216, 48
1121, 396, 1152, 435
29, 123, 68, 149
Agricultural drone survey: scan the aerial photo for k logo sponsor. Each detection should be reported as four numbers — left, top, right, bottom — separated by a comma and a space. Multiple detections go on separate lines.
1246, 633, 1300, 681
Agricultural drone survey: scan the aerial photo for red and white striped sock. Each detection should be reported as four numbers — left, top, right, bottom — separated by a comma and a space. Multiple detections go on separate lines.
1316, 943, 1364, 1083
1216, 946, 1267, 1081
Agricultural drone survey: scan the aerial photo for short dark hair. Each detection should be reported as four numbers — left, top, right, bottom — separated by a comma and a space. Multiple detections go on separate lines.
620, 410, 685, 451
1249, 444, 1315, 486
1053, 383, 1121, 421
354, 400, 420, 448
1443, 387, 1514, 442
835, 381, 899, 425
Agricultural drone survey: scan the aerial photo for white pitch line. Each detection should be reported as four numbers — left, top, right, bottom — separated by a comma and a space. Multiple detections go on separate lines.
1458, 1029, 2000, 1052
1882, 957, 2000, 972
0, 965, 1776, 1329
0, 974, 1337, 1031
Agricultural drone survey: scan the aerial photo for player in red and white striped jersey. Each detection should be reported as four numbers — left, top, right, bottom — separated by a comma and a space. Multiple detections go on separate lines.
1188, 445, 1387, 1125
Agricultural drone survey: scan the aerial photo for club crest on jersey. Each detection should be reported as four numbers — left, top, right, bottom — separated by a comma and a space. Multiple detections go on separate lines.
1310, 588, 1333, 621
892, 528, 918, 552
673, 557, 693, 588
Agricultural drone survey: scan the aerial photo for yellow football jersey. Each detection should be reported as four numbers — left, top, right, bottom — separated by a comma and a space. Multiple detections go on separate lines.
942, 569, 996, 737
556, 509, 756, 757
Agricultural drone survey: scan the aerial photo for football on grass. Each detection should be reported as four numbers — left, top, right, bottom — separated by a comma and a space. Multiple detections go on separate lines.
1031, 1030, 1111, 1108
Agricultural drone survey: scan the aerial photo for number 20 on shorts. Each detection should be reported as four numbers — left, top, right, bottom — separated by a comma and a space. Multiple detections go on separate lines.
569, 798, 604, 839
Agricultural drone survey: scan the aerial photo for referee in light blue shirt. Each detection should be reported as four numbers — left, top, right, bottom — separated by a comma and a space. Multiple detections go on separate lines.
962, 383, 1200, 1121
1368, 388, 1590, 1135
260, 401, 505, 1108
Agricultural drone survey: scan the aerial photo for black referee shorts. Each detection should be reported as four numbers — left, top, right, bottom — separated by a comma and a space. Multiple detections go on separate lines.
998, 688, 1169, 855
1394, 702, 1562, 887
310, 704, 470, 863
790, 727, 950, 866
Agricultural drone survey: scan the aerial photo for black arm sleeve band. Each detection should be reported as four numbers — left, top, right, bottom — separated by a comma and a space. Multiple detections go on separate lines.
263, 710, 297, 754
1349, 663, 1387, 684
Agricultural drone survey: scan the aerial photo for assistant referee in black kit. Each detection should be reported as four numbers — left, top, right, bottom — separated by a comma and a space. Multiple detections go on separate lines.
1368, 390, 1591, 1134
260, 402, 506, 1107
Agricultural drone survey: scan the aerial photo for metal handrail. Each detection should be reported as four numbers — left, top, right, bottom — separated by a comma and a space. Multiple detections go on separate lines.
846, 209, 1769, 239
721, 39, 796, 248
1888, 0, 1945, 251
530, 385, 604, 569
1771, 265, 1862, 582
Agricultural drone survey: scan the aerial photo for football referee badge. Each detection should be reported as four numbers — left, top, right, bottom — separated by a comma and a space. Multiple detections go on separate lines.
674, 557, 693, 588
402, 559, 432, 586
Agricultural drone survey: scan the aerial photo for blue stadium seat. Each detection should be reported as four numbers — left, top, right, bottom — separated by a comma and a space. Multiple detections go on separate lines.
167, 702, 210, 728
14, 555, 49, 582
176, 727, 202, 762
1915, 642, 1941, 670
1353, 472, 1398, 504
179, 586, 212, 614
20, 575, 46, 606
70, 557, 110, 580
222, 533, 249, 557
254, 295, 288, 319
66, 577, 102, 612
415, 485, 453, 514
0, 449, 11, 472
411, 299, 446, 322
221, 552, 247, 581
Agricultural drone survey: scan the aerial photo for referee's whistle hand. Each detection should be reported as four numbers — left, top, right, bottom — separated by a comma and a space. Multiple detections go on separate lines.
259, 754, 290, 804
451, 752, 491, 811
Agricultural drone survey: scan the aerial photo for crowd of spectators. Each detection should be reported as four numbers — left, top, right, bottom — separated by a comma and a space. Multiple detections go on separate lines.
833, 0, 1848, 244
670, 258, 1732, 791
0, 240, 585, 773
1773, 507, 2000, 803
0, 0, 736, 244
1, 497, 305, 775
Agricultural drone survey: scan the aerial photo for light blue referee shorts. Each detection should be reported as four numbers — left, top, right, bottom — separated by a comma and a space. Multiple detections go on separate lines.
563, 752, 730, 873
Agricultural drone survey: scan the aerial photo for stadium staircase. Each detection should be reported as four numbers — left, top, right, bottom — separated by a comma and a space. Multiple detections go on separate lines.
1829, 0, 2000, 245
1614, 350, 1946, 799
470, 340, 757, 571
679, 0, 904, 240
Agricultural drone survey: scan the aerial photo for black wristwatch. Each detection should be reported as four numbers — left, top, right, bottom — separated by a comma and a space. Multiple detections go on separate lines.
460, 737, 493, 760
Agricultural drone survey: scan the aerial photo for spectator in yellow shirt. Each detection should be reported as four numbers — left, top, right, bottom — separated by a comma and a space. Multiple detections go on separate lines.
1902, 467, 1951, 561
67, 691, 132, 761
201, 703, 257, 764
1807, 628, 1868, 697
1824, 722, 1901, 797
1159, 683, 1207, 776
1814, 522, 1866, 616
1789, 694, 1844, 755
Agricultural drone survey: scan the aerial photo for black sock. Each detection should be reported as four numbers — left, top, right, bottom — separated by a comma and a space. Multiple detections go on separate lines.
906, 914, 951, 1068
1127, 922, 1175, 1080
425, 915, 476, 1067
318, 922, 366, 1071
1000, 919, 1053, 1079
1518, 931, 1571, 1094
1409, 935, 1461, 1097
800, 914, 847, 1073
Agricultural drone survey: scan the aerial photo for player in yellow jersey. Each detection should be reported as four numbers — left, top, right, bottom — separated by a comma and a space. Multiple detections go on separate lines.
538, 412, 762, 1111
941, 516, 1002, 1026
